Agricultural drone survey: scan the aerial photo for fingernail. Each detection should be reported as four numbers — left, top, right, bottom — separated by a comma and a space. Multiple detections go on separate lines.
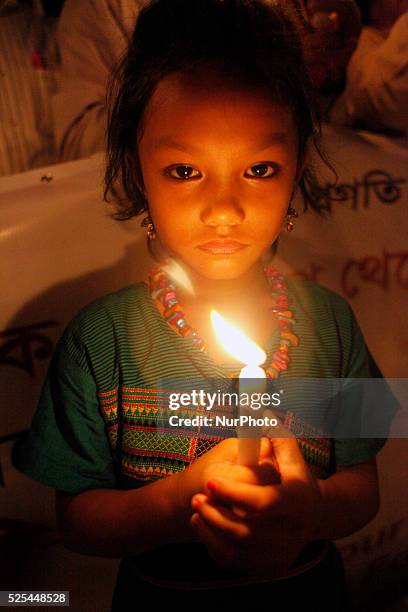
192, 494, 207, 508
207, 480, 219, 492
191, 514, 200, 528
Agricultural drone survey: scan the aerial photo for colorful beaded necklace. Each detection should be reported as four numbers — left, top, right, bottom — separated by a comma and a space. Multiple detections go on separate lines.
148, 263, 299, 379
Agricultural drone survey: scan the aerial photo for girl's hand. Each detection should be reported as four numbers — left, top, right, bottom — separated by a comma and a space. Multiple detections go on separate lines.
190, 435, 323, 577
176, 437, 279, 504
173, 437, 280, 541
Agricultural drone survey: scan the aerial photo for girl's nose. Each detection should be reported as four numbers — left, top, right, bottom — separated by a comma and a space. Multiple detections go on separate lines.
200, 192, 245, 229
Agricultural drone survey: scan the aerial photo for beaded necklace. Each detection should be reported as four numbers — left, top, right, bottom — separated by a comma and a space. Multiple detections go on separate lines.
148, 263, 299, 379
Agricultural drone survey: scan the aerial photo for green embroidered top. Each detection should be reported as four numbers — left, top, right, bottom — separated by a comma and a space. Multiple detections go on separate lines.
14, 277, 392, 494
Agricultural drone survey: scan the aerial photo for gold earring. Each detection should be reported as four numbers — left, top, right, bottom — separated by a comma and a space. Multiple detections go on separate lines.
286, 206, 298, 232
141, 214, 156, 240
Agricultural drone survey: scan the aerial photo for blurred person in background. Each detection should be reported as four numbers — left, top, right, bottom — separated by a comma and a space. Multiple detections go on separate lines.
329, 0, 408, 135
52, 0, 146, 162
298, 0, 362, 94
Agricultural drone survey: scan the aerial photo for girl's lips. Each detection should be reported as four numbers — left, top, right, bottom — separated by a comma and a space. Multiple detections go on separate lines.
197, 240, 249, 254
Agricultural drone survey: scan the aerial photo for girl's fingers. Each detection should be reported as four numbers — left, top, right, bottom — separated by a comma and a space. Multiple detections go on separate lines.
259, 415, 309, 483
259, 435, 273, 458
205, 460, 278, 489
267, 436, 310, 483
205, 444, 311, 515
259, 412, 308, 482
191, 496, 251, 541
261, 410, 293, 438
205, 477, 280, 513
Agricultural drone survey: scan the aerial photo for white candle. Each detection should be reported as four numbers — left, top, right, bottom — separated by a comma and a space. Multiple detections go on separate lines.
237, 364, 266, 466
210, 310, 266, 466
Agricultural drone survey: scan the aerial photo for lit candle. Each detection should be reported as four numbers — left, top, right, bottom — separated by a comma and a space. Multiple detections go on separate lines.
211, 310, 266, 465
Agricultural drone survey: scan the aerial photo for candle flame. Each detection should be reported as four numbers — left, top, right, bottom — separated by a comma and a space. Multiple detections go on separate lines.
210, 310, 266, 366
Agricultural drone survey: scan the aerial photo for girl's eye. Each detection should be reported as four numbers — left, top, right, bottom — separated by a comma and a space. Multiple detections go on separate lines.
244, 163, 279, 179
165, 165, 201, 180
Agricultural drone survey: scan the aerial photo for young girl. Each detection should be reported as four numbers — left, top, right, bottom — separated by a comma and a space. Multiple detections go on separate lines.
14, 0, 395, 608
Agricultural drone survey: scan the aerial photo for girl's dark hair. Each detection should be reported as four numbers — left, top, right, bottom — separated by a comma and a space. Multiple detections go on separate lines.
354, 0, 373, 25
105, 0, 326, 220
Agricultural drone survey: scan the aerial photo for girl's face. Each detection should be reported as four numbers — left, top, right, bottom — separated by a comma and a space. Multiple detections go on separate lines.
138, 72, 299, 283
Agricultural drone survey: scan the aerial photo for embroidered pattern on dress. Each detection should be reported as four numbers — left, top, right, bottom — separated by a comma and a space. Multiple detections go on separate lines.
98, 388, 333, 481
